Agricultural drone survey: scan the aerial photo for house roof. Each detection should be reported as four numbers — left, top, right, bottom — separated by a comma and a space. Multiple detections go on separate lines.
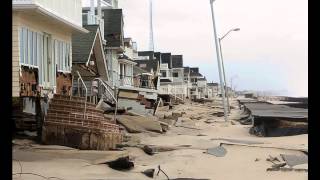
171, 55, 183, 68
184, 67, 190, 74
138, 51, 154, 60
133, 65, 148, 75
102, 9, 123, 47
118, 54, 137, 65
161, 53, 172, 68
134, 59, 158, 73
71, 64, 97, 77
190, 67, 202, 77
72, 25, 99, 64
198, 77, 207, 81
160, 79, 172, 83
154, 52, 161, 63
207, 82, 219, 86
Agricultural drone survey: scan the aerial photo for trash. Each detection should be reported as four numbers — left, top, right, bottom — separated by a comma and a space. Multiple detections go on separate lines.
280, 154, 308, 167
207, 146, 227, 157
106, 156, 134, 171
172, 112, 183, 119
271, 162, 287, 168
142, 168, 155, 178
143, 145, 157, 155
117, 115, 163, 133
266, 155, 282, 163
156, 165, 170, 180
211, 111, 224, 117
267, 167, 308, 172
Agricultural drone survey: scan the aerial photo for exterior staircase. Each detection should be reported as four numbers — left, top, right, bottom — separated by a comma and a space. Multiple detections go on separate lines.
42, 94, 122, 150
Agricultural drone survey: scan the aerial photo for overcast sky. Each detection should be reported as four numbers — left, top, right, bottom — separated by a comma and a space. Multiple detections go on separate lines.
83, 0, 308, 97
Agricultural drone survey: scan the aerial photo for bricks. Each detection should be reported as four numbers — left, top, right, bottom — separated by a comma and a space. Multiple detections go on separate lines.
43, 95, 122, 150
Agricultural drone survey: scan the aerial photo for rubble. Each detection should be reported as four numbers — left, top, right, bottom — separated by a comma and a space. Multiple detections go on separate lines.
117, 115, 163, 133
142, 168, 155, 178
106, 156, 134, 171
206, 146, 227, 157
265, 154, 308, 172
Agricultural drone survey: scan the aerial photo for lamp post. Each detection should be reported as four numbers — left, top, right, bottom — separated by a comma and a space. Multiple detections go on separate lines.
219, 28, 240, 114
209, 0, 228, 121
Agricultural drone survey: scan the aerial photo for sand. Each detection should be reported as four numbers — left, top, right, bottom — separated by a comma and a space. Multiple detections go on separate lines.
12, 98, 308, 180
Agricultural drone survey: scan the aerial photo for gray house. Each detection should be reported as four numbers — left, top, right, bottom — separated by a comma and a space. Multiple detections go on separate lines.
71, 25, 110, 103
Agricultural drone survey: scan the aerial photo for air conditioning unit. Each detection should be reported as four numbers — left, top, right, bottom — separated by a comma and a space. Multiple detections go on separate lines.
89, 60, 95, 66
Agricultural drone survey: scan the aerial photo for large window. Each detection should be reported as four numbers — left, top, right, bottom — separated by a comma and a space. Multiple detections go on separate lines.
161, 70, 167, 77
54, 39, 71, 72
173, 72, 179, 77
19, 27, 42, 68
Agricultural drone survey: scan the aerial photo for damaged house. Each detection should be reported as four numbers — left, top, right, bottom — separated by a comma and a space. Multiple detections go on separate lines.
96, 9, 159, 115
12, 0, 123, 150
188, 67, 205, 100
157, 53, 187, 103
12, 0, 89, 132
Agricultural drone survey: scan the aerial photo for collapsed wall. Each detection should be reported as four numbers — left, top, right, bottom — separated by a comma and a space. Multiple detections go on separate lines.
242, 102, 308, 137
42, 94, 123, 150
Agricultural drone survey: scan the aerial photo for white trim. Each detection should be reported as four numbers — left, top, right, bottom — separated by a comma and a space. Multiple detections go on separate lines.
20, 63, 39, 69
85, 30, 98, 66
57, 70, 71, 74
13, 4, 89, 33
97, 27, 110, 81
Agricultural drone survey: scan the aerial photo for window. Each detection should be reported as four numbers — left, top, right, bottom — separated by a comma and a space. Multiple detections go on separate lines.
54, 39, 71, 72
19, 27, 40, 67
161, 70, 167, 77
173, 72, 179, 77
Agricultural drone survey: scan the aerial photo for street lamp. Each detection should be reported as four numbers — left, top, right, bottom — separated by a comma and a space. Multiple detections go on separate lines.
209, 0, 228, 122
219, 28, 240, 114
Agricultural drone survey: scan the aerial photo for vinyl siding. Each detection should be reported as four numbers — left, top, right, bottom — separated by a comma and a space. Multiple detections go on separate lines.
12, 11, 73, 97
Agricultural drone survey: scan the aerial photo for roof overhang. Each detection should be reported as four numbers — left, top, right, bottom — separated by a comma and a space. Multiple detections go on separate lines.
13, 4, 89, 34
118, 58, 137, 65
105, 46, 125, 53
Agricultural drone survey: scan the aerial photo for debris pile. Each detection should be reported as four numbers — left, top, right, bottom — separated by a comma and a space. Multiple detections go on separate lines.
266, 154, 308, 172
42, 94, 123, 150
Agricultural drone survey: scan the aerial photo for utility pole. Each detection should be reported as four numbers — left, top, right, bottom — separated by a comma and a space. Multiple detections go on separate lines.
209, 0, 228, 121
218, 28, 240, 113
149, 0, 155, 51
218, 38, 230, 113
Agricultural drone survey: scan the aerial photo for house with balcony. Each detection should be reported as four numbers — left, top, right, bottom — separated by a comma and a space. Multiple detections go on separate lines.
124, 38, 138, 60
197, 77, 208, 98
207, 82, 219, 99
71, 24, 114, 105
188, 67, 205, 100
12, 0, 88, 131
183, 67, 193, 98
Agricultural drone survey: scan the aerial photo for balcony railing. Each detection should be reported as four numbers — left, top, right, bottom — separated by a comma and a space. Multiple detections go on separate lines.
84, 13, 105, 41
119, 75, 133, 87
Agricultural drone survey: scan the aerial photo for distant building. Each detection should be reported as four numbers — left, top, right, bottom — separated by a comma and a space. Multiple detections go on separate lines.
207, 82, 219, 99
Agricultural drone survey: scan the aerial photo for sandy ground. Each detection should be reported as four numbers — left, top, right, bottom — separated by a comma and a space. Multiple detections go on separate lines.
12, 98, 308, 180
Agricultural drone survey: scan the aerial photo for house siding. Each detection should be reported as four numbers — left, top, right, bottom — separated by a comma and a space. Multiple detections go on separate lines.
12, 11, 73, 97
12, 14, 20, 97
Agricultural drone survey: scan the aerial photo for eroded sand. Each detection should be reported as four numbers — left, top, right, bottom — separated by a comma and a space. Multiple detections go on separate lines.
12, 98, 308, 180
